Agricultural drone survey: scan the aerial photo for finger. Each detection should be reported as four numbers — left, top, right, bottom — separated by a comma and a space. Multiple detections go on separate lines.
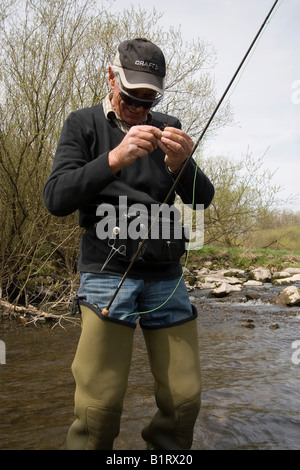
130, 126, 162, 148
135, 136, 158, 154
157, 138, 170, 155
127, 134, 159, 158
162, 127, 194, 153
161, 133, 187, 155
162, 128, 193, 145
133, 125, 163, 140
161, 132, 193, 155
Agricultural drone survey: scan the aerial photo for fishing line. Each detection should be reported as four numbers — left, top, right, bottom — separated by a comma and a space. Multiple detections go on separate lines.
102, 0, 281, 316
122, 158, 200, 319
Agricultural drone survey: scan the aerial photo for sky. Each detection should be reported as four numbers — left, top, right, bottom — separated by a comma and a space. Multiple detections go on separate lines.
108, 0, 300, 212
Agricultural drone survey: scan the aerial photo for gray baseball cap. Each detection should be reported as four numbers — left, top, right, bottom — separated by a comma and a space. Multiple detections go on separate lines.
112, 38, 166, 95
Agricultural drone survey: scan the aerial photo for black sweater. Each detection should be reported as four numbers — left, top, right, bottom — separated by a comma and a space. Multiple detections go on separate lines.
43, 104, 214, 280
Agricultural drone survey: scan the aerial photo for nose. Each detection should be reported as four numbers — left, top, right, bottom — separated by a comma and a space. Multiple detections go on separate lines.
127, 105, 144, 112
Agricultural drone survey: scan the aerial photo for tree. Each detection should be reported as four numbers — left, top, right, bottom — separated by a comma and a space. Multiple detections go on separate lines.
201, 149, 283, 246
0, 0, 228, 307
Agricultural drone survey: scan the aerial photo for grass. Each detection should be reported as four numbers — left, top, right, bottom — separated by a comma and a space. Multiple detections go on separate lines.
186, 245, 300, 271
245, 226, 300, 252
186, 225, 300, 271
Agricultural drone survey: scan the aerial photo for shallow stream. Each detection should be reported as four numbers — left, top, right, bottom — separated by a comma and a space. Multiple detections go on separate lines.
0, 286, 299, 450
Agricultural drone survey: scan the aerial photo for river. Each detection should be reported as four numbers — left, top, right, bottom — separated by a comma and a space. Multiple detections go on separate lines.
0, 287, 300, 450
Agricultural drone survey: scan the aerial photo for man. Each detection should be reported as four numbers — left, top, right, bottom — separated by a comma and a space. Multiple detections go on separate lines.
43, 38, 214, 450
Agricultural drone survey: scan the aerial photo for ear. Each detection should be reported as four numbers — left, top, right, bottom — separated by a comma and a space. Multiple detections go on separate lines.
108, 66, 117, 91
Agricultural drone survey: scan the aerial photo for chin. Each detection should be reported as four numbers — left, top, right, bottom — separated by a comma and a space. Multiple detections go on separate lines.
122, 107, 148, 125
127, 117, 142, 126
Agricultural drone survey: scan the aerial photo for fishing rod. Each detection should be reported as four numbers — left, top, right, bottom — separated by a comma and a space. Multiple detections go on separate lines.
102, 0, 280, 315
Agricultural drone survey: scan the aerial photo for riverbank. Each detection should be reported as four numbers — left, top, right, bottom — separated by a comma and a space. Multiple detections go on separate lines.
1, 246, 300, 324
183, 246, 300, 307
184, 264, 300, 306
187, 245, 300, 272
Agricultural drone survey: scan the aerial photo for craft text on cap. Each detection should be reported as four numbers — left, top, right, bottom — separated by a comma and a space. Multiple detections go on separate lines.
112, 38, 166, 95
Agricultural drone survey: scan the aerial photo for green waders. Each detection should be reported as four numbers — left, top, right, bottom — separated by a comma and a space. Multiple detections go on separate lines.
141, 313, 201, 450
66, 302, 135, 450
67, 302, 201, 450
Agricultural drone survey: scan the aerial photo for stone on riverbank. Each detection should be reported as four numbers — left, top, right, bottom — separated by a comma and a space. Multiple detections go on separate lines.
272, 271, 294, 279
285, 267, 300, 275
272, 286, 300, 306
211, 282, 242, 297
184, 264, 300, 306
243, 280, 263, 287
249, 267, 272, 282
273, 274, 300, 286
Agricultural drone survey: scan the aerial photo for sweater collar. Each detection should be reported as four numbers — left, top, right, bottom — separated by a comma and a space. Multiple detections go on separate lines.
103, 93, 152, 133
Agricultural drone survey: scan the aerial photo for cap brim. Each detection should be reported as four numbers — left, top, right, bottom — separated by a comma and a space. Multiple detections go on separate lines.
114, 65, 164, 95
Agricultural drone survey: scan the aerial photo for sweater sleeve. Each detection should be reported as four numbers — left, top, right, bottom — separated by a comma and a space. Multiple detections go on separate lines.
153, 112, 215, 210
43, 112, 116, 216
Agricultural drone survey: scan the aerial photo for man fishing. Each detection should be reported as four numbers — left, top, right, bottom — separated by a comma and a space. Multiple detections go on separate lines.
43, 38, 214, 450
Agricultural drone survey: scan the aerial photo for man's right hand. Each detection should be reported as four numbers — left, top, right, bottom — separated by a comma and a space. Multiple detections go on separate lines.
108, 125, 162, 174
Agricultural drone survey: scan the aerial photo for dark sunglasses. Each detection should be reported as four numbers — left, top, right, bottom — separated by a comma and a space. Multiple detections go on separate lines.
117, 77, 163, 110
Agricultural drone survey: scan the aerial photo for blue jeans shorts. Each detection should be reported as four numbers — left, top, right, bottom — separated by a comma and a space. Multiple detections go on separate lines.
77, 272, 194, 327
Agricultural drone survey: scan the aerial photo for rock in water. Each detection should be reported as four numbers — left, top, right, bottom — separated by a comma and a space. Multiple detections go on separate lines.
272, 286, 300, 306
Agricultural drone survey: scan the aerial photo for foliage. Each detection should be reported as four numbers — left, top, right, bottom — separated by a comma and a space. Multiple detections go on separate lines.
244, 225, 300, 252
0, 0, 226, 308
1, 0, 295, 309
200, 150, 284, 246
188, 244, 300, 271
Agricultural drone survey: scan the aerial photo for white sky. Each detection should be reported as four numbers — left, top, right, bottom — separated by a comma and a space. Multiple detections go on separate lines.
109, 0, 300, 212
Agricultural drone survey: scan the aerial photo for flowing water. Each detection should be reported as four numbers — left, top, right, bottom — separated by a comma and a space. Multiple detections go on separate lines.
0, 287, 300, 450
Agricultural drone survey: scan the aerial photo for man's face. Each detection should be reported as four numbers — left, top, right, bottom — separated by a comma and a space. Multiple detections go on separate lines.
109, 69, 157, 126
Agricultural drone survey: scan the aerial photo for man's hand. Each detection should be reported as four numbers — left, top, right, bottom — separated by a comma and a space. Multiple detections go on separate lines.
158, 127, 194, 172
108, 125, 162, 174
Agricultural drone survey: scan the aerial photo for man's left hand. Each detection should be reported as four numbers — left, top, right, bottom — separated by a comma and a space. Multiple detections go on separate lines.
158, 127, 194, 172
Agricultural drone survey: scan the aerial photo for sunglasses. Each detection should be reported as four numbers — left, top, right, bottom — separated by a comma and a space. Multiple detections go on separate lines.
116, 76, 163, 110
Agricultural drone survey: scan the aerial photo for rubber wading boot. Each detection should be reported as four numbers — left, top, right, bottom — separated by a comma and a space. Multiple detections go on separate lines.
66, 301, 135, 450
141, 311, 201, 450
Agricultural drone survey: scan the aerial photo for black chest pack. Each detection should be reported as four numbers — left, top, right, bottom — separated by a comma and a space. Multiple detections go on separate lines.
96, 205, 189, 267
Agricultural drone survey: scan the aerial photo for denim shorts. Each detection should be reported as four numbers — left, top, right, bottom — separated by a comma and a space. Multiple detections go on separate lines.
77, 272, 194, 327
